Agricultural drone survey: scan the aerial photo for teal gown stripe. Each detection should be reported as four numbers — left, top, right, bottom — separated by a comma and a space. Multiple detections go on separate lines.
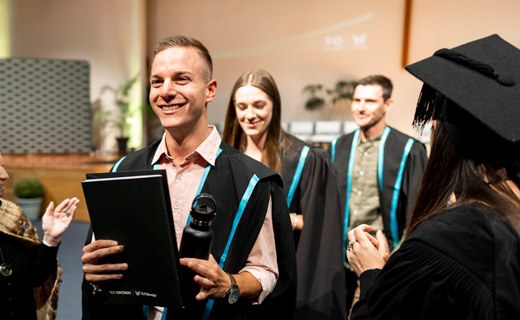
202, 174, 260, 320
112, 156, 127, 172
377, 127, 391, 190
342, 129, 360, 260
389, 138, 414, 248
286, 146, 310, 207
330, 135, 341, 163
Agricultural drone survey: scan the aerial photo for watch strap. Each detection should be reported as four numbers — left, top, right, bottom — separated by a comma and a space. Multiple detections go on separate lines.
225, 272, 240, 304
227, 272, 238, 287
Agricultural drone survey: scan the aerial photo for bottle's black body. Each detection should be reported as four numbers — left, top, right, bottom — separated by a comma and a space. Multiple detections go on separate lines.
179, 224, 214, 260
178, 194, 216, 309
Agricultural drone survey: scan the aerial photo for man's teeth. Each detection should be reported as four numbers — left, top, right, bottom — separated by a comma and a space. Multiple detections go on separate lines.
162, 105, 182, 111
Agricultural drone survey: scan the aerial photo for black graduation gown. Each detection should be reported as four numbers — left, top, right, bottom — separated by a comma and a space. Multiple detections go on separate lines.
329, 127, 427, 249
81, 141, 297, 320
0, 233, 58, 320
280, 135, 346, 320
351, 204, 520, 320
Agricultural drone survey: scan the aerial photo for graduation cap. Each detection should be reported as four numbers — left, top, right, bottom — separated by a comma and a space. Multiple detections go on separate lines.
405, 34, 520, 161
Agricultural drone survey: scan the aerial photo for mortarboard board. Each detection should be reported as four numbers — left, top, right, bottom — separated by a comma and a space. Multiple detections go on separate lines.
405, 34, 520, 161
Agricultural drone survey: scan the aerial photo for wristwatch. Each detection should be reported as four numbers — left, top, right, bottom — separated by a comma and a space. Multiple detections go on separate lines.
225, 273, 240, 304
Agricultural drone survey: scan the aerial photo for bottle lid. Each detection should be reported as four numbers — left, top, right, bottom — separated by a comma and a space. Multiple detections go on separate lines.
191, 193, 217, 222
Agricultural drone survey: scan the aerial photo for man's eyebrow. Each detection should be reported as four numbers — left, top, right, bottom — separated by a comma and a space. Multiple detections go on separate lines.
150, 70, 194, 78
175, 70, 194, 77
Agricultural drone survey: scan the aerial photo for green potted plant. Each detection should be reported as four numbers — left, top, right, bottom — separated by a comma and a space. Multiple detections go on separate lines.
14, 177, 44, 221
96, 74, 140, 154
302, 80, 356, 111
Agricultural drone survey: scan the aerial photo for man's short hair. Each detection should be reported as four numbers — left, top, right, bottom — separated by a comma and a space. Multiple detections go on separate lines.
152, 35, 213, 81
355, 75, 393, 101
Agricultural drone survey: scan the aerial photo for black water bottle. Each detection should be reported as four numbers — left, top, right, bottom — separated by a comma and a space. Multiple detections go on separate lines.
179, 193, 217, 307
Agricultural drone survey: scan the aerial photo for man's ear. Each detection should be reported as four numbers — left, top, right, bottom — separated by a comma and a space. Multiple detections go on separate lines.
384, 98, 394, 113
205, 79, 217, 103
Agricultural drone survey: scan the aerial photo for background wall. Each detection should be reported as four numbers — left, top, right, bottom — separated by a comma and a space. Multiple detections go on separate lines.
147, 0, 408, 129
0, 58, 92, 153
7, 0, 146, 151
147, 0, 520, 139
4, 0, 520, 147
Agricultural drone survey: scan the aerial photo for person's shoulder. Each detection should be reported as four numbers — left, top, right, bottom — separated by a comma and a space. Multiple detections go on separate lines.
0, 198, 17, 212
289, 134, 323, 154
282, 133, 326, 160
337, 131, 356, 141
387, 127, 427, 159
332, 131, 357, 149
411, 204, 518, 250
414, 205, 494, 234
113, 139, 161, 170
307, 144, 329, 160
219, 142, 279, 181
407, 204, 520, 295
452, 205, 518, 239
0, 198, 25, 228
387, 126, 425, 146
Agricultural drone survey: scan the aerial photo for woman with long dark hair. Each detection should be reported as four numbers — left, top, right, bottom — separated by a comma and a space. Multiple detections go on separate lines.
347, 34, 520, 319
223, 70, 346, 319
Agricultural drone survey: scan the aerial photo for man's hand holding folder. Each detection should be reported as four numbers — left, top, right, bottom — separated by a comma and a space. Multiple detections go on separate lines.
82, 239, 128, 283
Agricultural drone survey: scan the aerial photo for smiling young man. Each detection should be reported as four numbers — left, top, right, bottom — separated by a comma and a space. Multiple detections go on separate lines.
328, 75, 427, 314
81, 36, 296, 320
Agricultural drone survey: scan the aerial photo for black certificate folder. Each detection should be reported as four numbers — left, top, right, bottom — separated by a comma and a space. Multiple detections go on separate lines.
82, 170, 182, 308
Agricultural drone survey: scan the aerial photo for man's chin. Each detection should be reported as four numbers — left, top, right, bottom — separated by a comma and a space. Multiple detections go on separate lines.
162, 122, 196, 136
160, 119, 182, 130
354, 120, 369, 129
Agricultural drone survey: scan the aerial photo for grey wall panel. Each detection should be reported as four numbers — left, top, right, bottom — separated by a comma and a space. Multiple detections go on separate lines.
0, 58, 92, 154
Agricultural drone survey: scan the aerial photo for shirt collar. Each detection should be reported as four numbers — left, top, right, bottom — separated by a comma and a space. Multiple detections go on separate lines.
151, 126, 221, 166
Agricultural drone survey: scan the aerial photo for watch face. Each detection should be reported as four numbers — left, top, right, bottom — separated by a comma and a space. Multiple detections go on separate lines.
228, 286, 240, 304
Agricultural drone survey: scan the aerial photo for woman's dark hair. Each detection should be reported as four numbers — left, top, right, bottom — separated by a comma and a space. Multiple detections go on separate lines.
407, 97, 520, 237
223, 70, 287, 173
